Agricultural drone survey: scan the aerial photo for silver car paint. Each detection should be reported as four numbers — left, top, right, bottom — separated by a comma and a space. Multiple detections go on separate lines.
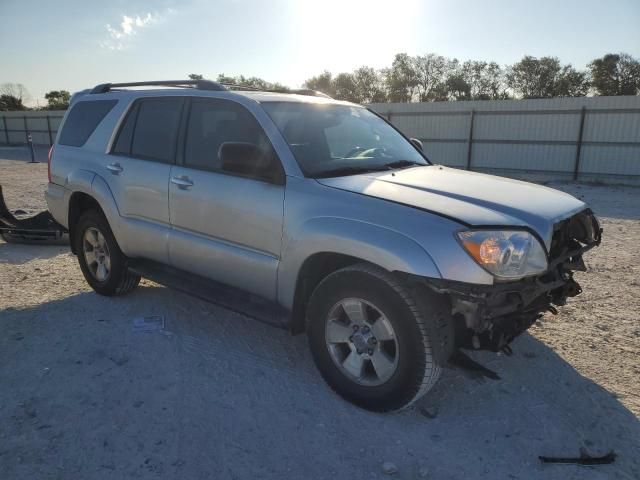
317, 165, 587, 248
46, 88, 588, 312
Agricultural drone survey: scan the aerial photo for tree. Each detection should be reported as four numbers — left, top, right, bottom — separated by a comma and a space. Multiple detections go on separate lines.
304, 71, 337, 97
188, 73, 204, 80
0, 83, 29, 110
0, 95, 25, 111
216, 74, 288, 91
44, 90, 70, 110
555, 66, 589, 97
588, 53, 640, 96
413, 54, 449, 101
332, 72, 359, 102
445, 73, 471, 100
384, 53, 419, 102
352, 66, 386, 103
506, 56, 588, 98
461, 61, 508, 100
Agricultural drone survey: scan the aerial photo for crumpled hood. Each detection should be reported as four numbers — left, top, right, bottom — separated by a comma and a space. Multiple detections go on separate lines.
317, 165, 587, 247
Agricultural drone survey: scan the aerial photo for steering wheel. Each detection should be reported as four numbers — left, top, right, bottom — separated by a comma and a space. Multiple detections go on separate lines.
344, 146, 387, 159
344, 146, 366, 158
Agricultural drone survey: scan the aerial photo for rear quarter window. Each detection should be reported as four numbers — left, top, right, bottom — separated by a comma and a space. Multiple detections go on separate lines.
58, 100, 117, 147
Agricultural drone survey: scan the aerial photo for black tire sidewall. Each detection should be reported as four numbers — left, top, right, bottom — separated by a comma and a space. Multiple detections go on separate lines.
75, 210, 129, 296
307, 268, 431, 411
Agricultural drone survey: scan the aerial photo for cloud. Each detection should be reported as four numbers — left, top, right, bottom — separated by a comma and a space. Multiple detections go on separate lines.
101, 12, 158, 50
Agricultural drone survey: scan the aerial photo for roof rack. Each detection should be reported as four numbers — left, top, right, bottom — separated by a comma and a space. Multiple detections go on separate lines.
90, 80, 226, 94
89, 79, 332, 99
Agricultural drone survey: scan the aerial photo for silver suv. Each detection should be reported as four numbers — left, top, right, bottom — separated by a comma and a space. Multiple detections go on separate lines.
46, 80, 601, 411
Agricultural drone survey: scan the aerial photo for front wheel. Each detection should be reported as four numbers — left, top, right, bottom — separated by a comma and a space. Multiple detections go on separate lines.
307, 264, 444, 412
74, 209, 140, 296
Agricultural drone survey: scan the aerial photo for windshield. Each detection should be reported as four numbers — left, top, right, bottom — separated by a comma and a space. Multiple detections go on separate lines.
262, 102, 428, 178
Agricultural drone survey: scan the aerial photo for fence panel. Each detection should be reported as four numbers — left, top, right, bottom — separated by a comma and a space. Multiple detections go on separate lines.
369, 96, 640, 185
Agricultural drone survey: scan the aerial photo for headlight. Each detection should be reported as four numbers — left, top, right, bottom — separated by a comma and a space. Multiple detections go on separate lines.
457, 230, 548, 280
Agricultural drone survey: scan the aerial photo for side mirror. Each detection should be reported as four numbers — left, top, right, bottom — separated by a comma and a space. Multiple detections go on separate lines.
219, 142, 283, 184
410, 138, 423, 151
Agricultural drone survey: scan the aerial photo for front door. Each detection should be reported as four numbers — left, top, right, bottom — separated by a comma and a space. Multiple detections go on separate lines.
168, 97, 285, 300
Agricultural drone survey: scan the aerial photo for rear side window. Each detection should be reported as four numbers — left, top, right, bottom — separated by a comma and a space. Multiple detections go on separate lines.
112, 97, 184, 163
58, 100, 117, 147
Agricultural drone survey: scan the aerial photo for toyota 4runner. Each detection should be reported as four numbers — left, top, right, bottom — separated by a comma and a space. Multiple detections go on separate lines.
45, 79, 601, 411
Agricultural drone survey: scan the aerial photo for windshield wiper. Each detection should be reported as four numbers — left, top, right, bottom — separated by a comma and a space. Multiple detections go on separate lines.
382, 160, 424, 170
313, 166, 389, 178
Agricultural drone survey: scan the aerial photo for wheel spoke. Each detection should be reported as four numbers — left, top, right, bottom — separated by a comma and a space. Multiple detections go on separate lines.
96, 263, 108, 281
103, 254, 111, 271
96, 231, 106, 249
370, 349, 395, 380
340, 299, 368, 326
84, 230, 98, 248
84, 250, 97, 265
342, 350, 365, 378
370, 317, 395, 341
326, 320, 353, 344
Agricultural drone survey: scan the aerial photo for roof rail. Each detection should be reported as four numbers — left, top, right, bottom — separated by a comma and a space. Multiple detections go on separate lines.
90, 80, 226, 94
220, 83, 332, 98
89, 79, 332, 99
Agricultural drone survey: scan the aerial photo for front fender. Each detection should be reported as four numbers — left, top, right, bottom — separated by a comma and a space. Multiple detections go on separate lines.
277, 216, 442, 309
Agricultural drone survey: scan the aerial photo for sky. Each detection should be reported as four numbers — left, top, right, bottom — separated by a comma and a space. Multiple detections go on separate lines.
2, 0, 639, 106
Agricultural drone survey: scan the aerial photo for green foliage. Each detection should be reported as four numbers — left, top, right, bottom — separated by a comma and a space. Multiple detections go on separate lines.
588, 53, 640, 96
188, 73, 204, 80
44, 90, 70, 110
216, 74, 289, 91
506, 56, 589, 98
0, 94, 26, 111
0, 83, 29, 110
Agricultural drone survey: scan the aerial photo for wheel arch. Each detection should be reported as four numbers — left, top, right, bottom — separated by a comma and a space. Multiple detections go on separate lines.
282, 217, 442, 334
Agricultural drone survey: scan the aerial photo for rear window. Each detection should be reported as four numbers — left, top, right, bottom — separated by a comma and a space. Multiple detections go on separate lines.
58, 100, 117, 147
112, 97, 184, 164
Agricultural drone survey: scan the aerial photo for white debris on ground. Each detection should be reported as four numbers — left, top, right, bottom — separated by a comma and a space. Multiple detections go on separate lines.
1, 155, 639, 480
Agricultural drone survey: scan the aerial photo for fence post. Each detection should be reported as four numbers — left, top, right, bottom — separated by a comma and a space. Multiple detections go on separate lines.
466, 109, 475, 170
23, 115, 29, 143
46, 115, 53, 146
387, 112, 393, 123
2, 115, 8, 145
573, 107, 586, 181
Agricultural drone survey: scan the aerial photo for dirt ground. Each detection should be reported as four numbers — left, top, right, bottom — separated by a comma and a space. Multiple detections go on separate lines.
1, 148, 639, 479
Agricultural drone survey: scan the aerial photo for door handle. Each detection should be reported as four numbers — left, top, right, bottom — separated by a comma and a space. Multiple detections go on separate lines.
106, 162, 123, 174
171, 176, 194, 189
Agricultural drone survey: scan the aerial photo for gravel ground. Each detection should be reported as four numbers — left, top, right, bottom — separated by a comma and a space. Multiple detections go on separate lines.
1, 149, 639, 479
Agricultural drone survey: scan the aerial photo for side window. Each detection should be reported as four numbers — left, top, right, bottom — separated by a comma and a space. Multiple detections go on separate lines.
184, 99, 279, 180
59, 100, 117, 147
112, 97, 184, 163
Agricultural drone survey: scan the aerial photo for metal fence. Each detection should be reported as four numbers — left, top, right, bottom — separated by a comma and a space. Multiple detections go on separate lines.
369, 95, 640, 185
3, 96, 640, 185
0, 111, 65, 146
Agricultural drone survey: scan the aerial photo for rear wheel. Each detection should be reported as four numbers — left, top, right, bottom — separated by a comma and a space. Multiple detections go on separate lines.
74, 209, 140, 296
307, 263, 443, 412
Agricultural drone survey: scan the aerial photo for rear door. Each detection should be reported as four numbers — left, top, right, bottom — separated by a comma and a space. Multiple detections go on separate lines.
106, 97, 185, 263
168, 97, 285, 300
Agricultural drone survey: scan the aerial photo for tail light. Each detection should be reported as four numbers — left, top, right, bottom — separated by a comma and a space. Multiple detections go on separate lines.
47, 145, 54, 183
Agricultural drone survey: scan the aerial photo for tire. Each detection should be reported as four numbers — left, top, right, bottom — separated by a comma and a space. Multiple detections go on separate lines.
74, 209, 140, 296
307, 263, 444, 412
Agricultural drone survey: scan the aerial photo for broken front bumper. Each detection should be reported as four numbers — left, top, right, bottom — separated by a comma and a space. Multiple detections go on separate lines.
421, 210, 602, 352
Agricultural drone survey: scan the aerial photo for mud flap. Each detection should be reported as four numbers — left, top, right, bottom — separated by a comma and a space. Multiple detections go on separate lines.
0, 185, 68, 244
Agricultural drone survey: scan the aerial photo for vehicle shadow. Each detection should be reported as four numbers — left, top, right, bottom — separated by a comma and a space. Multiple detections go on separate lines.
0, 241, 69, 264
1, 285, 638, 480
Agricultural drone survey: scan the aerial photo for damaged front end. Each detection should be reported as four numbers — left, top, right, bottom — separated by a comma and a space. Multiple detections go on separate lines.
426, 209, 602, 353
